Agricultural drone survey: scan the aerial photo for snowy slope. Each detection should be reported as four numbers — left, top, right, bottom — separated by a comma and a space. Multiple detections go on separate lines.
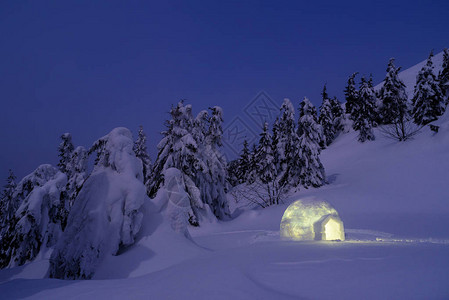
1, 53, 449, 298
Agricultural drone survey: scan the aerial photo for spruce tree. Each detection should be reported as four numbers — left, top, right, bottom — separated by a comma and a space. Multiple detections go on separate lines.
353, 76, 376, 142
236, 139, 251, 184
367, 75, 379, 127
319, 85, 336, 147
246, 144, 258, 184
439, 48, 449, 105
57, 133, 75, 175
226, 160, 240, 187
277, 98, 298, 186
66, 146, 87, 207
254, 122, 276, 184
201, 106, 230, 220
148, 101, 199, 197
149, 102, 230, 225
345, 72, 359, 119
330, 96, 346, 134
56, 134, 88, 228
0, 165, 64, 269
192, 110, 209, 145
133, 125, 152, 186
149, 102, 202, 225
0, 170, 17, 237
412, 51, 445, 125
378, 58, 408, 125
271, 118, 281, 178
297, 97, 326, 188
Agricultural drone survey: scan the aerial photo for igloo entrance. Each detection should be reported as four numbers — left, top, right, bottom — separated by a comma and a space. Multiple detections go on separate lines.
280, 198, 345, 241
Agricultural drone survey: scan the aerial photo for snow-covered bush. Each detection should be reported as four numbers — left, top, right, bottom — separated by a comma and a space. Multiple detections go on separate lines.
229, 179, 287, 208
49, 127, 146, 279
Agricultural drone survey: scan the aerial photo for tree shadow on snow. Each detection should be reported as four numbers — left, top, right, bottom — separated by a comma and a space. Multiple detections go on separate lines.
326, 173, 340, 184
0, 278, 75, 299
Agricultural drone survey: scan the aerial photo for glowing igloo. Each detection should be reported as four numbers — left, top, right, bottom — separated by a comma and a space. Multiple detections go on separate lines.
280, 198, 345, 241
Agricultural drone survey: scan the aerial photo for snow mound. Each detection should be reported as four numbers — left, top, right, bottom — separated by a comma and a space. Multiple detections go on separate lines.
48, 127, 146, 279
152, 168, 194, 239
93, 168, 206, 279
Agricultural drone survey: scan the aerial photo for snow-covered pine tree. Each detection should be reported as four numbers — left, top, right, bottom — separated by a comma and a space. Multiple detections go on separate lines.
367, 75, 379, 127
0, 165, 66, 269
56, 134, 88, 228
133, 125, 152, 187
246, 143, 258, 184
148, 101, 199, 197
344, 72, 359, 120
149, 102, 230, 225
378, 58, 409, 125
190, 108, 210, 216
199, 106, 230, 220
439, 48, 449, 104
49, 128, 145, 279
353, 76, 376, 142
236, 139, 251, 184
226, 159, 240, 187
147, 101, 206, 226
231, 121, 285, 207
247, 143, 259, 184
412, 51, 445, 125
66, 146, 88, 207
0, 170, 17, 237
277, 98, 298, 187
297, 97, 326, 188
330, 96, 347, 135
319, 85, 335, 147
192, 110, 209, 145
271, 117, 281, 176
254, 122, 276, 184
57, 133, 75, 175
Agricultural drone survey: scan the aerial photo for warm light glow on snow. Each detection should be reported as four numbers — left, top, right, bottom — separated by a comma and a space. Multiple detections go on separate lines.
323, 217, 344, 241
280, 198, 345, 241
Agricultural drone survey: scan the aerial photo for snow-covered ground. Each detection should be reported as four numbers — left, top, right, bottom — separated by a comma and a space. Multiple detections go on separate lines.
1, 52, 449, 299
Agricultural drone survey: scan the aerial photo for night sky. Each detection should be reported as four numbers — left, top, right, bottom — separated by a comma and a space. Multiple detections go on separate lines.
1, 0, 448, 181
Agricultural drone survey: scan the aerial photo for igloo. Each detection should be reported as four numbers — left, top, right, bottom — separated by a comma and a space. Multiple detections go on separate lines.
280, 198, 345, 241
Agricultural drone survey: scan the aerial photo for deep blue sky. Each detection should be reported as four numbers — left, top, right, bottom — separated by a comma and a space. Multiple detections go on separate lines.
1, 0, 448, 181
